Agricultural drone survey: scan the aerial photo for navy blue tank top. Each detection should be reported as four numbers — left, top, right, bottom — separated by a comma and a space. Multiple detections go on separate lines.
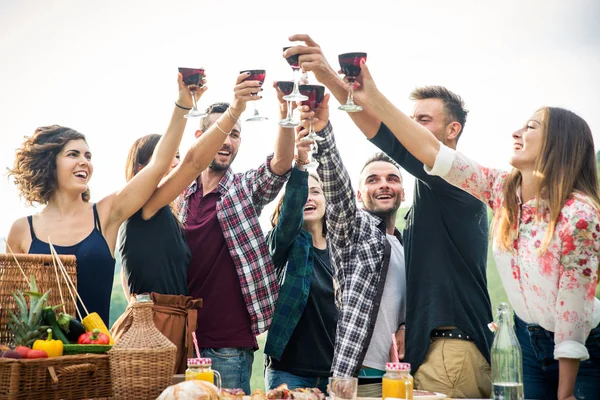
28, 204, 115, 325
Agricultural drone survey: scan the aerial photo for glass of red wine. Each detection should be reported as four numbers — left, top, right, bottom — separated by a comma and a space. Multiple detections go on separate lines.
178, 67, 207, 118
276, 81, 300, 128
282, 47, 308, 102
240, 69, 267, 122
338, 52, 367, 112
298, 84, 326, 169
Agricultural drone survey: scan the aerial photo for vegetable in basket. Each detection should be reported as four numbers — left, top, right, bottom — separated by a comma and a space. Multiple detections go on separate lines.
42, 307, 71, 344
78, 329, 110, 345
7, 276, 50, 347
82, 312, 114, 344
33, 328, 64, 357
57, 312, 86, 343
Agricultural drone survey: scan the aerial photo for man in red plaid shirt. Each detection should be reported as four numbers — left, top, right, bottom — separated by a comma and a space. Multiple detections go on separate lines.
177, 77, 295, 393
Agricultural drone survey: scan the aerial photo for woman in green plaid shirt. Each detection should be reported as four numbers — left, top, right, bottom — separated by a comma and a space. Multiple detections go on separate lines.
263, 129, 337, 393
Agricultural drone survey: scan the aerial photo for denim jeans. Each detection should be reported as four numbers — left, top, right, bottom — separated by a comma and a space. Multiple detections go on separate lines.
200, 347, 254, 395
264, 366, 329, 393
514, 314, 600, 399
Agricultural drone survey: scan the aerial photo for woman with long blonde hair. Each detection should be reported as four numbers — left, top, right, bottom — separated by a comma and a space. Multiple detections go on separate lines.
348, 62, 600, 400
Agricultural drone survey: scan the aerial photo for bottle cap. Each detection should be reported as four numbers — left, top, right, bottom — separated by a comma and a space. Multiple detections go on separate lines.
385, 362, 411, 371
187, 358, 212, 366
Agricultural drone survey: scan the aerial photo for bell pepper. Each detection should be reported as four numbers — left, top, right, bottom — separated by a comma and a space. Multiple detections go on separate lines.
78, 328, 110, 345
32, 328, 64, 357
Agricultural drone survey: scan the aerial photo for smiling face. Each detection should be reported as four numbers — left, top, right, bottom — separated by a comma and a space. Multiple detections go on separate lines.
509, 109, 546, 171
358, 161, 405, 217
199, 113, 242, 171
55, 139, 93, 196
303, 175, 326, 223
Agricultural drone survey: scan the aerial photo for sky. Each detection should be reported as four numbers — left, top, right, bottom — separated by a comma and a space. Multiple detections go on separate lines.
1, 0, 599, 252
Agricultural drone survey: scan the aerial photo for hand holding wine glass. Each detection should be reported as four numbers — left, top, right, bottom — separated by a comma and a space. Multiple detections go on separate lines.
178, 67, 208, 118
239, 69, 267, 122
349, 59, 380, 106
338, 52, 367, 112
231, 71, 263, 117
274, 81, 300, 128
295, 127, 313, 166
297, 92, 330, 134
176, 72, 205, 110
285, 34, 339, 85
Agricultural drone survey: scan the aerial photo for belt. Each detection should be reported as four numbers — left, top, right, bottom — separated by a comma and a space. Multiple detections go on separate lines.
430, 328, 473, 342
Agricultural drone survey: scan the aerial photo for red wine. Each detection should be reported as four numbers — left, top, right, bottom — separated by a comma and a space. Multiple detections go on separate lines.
240, 69, 266, 95
338, 52, 367, 82
277, 81, 295, 96
178, 67, 205, 91
299, 85, 325, 111
283, 46, 300, 69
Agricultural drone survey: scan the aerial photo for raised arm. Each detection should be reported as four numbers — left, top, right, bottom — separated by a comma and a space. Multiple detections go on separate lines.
99, 74, 204, 234
269, 81, 296, 176
285, 34, 382, 139
267, 166, 309, 270
140, 73, 257, 219
297, 96, 359, 248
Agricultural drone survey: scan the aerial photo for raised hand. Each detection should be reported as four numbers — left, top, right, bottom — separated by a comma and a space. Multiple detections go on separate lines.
297, 93, 330, 134
231, 72, 262, 117
177, 72, 206, 109
285, 34, 339, 85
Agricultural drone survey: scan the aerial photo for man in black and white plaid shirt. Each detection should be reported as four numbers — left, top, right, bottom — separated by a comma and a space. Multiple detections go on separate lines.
297, 95, 407, 396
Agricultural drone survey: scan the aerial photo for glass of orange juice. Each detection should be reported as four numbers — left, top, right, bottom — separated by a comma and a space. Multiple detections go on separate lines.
185, 358, 222, 389
382, 362, 413, 399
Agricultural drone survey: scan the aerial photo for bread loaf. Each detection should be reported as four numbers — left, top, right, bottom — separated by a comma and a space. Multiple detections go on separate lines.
157, 380, 221, 400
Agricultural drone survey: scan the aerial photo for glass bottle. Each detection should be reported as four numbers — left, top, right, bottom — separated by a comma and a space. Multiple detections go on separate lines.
491, 302, 524, 400
185, 358, 221, 389
382, 362, 413, 399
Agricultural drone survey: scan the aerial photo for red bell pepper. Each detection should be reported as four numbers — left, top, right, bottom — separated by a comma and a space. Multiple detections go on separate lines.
78, 329, 110, 345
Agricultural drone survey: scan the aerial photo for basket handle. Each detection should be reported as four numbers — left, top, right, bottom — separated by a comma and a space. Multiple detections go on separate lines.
48, 363, 98, 388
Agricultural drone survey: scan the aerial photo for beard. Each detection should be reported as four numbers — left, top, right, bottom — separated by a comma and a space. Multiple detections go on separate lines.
363, 197, 401, 219
209, 147, 237, 172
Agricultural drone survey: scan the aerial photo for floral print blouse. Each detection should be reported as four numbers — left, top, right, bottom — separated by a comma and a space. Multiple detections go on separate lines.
426, 144, 600, 360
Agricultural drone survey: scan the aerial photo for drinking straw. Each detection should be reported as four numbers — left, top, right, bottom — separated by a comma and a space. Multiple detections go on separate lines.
4, 239, 30, 286
192, 331, 201, 359
391, 333, 400, 363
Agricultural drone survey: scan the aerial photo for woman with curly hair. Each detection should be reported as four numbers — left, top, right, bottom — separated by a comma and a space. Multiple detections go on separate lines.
6, 73, 202, 325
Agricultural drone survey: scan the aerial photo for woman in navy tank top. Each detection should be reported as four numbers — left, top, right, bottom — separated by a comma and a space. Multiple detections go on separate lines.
6, 73, 201, 326
111, 72, 253, 373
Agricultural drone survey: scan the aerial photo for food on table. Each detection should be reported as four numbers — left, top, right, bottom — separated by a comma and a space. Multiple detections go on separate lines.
78, 328, 111, 345
25, 349, 48, 359
7, 276, 50, 347
32, 328, 64, 357
82, 312, 114, 344
220, 388, 245, 400
252, 385, 326, 400
42, 307, 71, 344
413, 390, 438, 396
157, 379, 220, 400
63, 343, 112, 355
0, 344, 10, 352
13, 346, 30, 358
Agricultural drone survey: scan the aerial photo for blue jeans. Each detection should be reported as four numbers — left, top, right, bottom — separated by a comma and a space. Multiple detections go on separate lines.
200, 347, 254, 395
265, 367, 329, 394
514, 314, 600, 399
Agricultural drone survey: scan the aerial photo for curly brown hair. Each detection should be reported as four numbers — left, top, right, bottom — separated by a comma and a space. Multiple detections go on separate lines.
8, 125, 90, 205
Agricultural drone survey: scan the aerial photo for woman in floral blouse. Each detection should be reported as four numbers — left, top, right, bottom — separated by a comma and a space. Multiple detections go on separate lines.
347, 61, 600, 400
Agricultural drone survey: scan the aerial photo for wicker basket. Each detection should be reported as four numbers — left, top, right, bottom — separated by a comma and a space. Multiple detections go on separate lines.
0, 354, 112, 400
108, 296, 176, 399
0, 254, 78, 346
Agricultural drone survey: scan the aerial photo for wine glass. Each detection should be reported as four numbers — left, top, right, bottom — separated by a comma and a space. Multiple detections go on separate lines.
338, 52, 367, 112
298, 84, 326, 169
240, 69, 267, 122
178, 67, 207, 118
282, 47, 308, 102
276, 81, 300, 128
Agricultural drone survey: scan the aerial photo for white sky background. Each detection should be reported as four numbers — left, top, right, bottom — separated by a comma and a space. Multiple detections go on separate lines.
1, 0, 599, 251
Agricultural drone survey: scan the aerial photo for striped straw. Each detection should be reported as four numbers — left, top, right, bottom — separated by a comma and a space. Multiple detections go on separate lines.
391, 333, 400, 363
192, 331, 201, 358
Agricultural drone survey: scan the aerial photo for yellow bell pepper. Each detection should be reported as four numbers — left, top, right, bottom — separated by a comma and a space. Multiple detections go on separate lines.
33, 328, 64, 357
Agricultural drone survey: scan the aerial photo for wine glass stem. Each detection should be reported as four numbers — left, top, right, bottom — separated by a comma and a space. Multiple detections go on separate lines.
346, 81, 356, 106
292, 68, 301, 94
286, 100, 294, 121
190, 90, 198, 111
310, 117, 315, 136
253, 100, 259, 116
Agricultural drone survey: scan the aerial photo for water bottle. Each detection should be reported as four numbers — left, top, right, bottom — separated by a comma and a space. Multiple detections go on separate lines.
490, 302, 524, 400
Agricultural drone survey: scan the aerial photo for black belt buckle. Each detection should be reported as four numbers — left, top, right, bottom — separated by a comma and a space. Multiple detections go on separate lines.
430, 328, 473, 341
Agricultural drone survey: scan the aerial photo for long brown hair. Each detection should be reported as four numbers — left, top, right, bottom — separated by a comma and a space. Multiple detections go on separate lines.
270, 172, 327, 237
494, 107, 600, 251
9, 125, 90, 205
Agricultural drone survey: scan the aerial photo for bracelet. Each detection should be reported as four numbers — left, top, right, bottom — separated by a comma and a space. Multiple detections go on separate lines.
294, 156, 311, 165
175, 102, 192, 111
227, 107, 240, 121
214, 121, 230, 136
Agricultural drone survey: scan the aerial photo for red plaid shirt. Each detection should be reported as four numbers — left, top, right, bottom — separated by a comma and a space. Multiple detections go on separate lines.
177, 155, 290, 335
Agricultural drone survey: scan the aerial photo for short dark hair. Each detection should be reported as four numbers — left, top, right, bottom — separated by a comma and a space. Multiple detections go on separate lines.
360, 152, 401, 174
200, 102, 231, 132
410, 85, 469, 140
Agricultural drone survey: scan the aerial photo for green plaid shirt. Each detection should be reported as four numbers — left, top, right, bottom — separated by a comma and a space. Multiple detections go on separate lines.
264, 167, 315, 360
